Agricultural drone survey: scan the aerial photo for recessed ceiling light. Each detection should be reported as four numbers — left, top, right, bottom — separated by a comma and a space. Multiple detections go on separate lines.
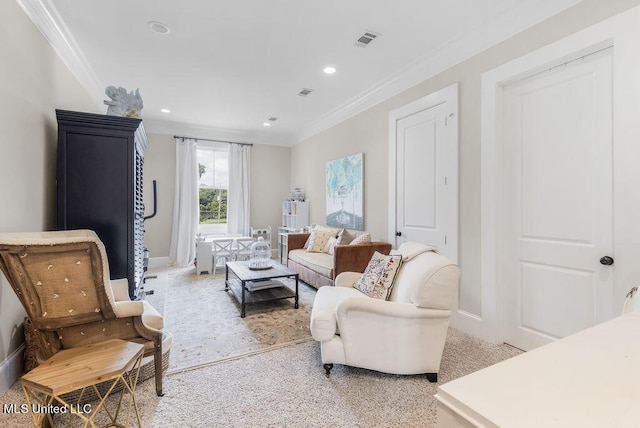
263, 122, 271, 127
148, 21, 170, 35
323, 66, 336, 74
160, 108, 171, 113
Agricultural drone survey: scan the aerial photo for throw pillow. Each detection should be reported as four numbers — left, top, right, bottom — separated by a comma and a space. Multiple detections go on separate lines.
324, 236, 338, 254
336, 228, 353, 245
349, 232, 371, 245
302, 225, 318, 249
307, 230, 336, 253
354, 252, 403, 300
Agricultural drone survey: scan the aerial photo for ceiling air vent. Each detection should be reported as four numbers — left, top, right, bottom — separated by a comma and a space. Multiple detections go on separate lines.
298, 88, 315, 97
355, 31, 380, 48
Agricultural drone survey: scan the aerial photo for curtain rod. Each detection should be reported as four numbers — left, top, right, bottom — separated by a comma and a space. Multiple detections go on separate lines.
173, 135, 253, 147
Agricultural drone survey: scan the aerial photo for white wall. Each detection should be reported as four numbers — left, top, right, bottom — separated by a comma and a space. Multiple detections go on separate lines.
142, 133, 176, 261
0, 0, 98, 391
290, 0, 640, 319
249, 144, 291, 250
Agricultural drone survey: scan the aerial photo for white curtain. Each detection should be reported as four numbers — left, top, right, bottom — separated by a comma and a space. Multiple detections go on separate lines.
227, 143, 251, 236
169, 138, 199, 266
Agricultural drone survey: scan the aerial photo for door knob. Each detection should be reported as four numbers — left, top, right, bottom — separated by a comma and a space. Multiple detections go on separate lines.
600, 256, 614, 266
395, 231, 402, 237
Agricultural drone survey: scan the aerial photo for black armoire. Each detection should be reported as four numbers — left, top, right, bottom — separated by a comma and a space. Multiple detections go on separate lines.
55, 109, 147, 300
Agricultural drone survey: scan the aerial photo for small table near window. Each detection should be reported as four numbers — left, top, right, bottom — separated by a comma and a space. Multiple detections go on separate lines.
225, 261, 299, 318
196, 236, 253, 275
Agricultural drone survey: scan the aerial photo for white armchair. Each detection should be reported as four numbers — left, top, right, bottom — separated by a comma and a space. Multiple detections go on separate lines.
309, 241, 460, 382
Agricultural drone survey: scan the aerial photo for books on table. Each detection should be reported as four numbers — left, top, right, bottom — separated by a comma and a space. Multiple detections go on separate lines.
246, 279, 284, 292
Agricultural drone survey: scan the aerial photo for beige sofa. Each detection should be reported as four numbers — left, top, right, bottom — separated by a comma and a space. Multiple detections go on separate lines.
286, 232, 392, 289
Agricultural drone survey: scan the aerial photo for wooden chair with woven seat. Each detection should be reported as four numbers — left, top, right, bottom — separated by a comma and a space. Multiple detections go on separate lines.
0, 229, 168, 396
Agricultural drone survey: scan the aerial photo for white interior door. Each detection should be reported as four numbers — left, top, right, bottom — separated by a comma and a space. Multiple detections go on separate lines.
502, 48, 614, 351
389, 84, 458, 262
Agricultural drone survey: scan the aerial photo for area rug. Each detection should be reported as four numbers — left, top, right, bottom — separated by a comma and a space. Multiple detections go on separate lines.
0, 328, 522, 427
144, 266, 316, 372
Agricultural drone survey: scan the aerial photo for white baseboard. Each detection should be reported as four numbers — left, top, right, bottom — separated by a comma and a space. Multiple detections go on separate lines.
451, 309, 498, 344
0, 344, 24, 396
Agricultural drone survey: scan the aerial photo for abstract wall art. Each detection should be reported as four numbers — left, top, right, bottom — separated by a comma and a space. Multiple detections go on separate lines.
326, 153, 364, 230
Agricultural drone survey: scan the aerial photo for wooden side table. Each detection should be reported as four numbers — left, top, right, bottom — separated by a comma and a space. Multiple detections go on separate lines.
21, 339, 144, 428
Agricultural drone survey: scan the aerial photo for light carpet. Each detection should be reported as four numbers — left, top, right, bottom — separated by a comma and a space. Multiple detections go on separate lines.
0, 266, 523, 427
0, 328, 521, 427
144, 266, 316, 372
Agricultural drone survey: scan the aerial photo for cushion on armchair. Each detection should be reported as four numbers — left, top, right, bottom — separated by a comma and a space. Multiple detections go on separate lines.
141, 301, 164, 330
310, 286, 364, 341
354, 252, 403, 300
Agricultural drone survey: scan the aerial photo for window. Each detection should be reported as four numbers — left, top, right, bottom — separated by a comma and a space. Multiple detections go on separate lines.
197, 143, 229, 235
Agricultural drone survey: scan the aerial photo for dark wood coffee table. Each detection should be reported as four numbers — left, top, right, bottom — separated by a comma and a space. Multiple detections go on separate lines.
225, 261, 299, 318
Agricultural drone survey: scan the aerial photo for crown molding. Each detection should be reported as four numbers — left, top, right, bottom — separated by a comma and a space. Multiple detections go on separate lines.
19, 0, 583, 147
17, 0, 293, 147
142, 118, 293, 147
17, 0, 105, 109
293, 0, 584, 145
18, 0, 294, 146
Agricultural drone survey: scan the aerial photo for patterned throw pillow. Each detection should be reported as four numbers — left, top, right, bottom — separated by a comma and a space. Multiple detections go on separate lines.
354, 252, 403, 300
304, 225, 337, 249
349, 232, 371, 245
307, 230, 336, 253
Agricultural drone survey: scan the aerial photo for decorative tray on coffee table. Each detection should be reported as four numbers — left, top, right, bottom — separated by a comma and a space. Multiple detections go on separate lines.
248, 262, 273, 270
249, 265, 272, 270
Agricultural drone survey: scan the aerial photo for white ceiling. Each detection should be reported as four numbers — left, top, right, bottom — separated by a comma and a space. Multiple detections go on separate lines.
20, 0, 583, 146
